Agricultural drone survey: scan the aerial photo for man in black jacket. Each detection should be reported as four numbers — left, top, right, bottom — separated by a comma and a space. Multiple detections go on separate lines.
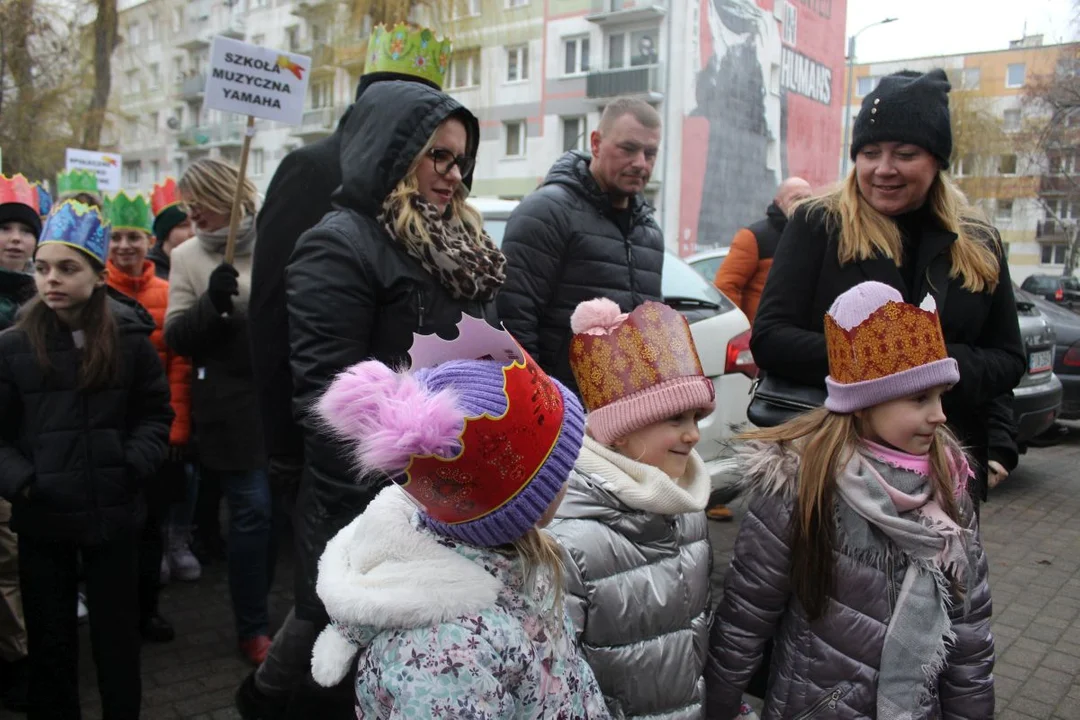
498, 98, 666, 393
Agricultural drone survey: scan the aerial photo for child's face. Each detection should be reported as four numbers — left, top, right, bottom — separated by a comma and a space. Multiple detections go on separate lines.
614, 409, 702, 479
858, 385, 949, 455
34, 243, 104, 314
109, 229, 150, 275
0, 221, 36, 272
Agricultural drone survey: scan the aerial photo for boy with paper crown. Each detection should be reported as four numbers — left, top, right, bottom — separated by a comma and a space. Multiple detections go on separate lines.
55, 169, 103, 208
306, 315, 610, 719
147, 178, 193, 281
707, 281, 992, 719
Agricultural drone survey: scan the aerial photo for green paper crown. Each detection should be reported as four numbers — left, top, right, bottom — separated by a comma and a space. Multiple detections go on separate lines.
56, 170, 99, 197
364, 23, 451, 90
103, 191, 152, 233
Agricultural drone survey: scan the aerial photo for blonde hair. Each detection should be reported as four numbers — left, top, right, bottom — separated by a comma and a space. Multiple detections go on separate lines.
742, 408, 965, 620
509, 528, 565, 619
384, 120, 485, 247
806, 170, 1001, 293
178, 158, 258, 218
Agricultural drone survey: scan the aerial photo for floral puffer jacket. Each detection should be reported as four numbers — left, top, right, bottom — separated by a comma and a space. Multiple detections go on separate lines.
310, 487, 611, 720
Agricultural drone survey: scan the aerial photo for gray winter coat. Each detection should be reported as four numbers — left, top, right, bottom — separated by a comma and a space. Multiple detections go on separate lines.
548, 469, 712, 719
706, 443, 994, 720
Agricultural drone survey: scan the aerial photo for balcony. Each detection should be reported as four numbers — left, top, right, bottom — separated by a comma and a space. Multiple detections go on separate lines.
587, 0, 667, 25
177, 73, 206, 100
296, 45, 338, 74
291, 0, 341, 21
586, 63, 663, 101
1038, 219, 1073, 240
290, 105, 347, 141
177, 122, 244, 151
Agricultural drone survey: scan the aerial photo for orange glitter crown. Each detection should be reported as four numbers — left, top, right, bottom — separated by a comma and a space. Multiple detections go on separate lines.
151, 178, 180, 216
0, 174, 40, 214
825, 296, 949, 385
569, 300, 706, 412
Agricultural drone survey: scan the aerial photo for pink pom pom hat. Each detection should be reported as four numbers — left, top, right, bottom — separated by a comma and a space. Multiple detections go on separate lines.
568, 298, 715, 444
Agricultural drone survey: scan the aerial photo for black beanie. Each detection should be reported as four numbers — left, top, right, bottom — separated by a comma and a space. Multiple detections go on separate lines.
0, 202, 42, 239
152, 205, 187, 244
850, 68, 953, 165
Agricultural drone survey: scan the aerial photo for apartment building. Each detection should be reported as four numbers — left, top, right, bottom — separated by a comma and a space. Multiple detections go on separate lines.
108, 0, 849, 256
843, 36, 1080, 282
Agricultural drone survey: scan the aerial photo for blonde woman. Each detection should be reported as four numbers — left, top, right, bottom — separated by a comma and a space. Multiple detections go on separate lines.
163, 158, 273, 666
279, 79, 503, 708
750, 68, 1025, 505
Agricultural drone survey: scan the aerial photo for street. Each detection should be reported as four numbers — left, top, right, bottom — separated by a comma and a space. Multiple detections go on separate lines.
6, 427, 1080, 719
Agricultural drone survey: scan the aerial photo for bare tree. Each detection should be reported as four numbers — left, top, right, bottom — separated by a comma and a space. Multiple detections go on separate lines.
948, 87, 1011, 220
81, 0, 119, 150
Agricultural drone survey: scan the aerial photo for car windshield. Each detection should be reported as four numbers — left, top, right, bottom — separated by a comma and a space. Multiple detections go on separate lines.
1024, 277, 1055, 292
662, 251, 733, 310
484, 219, 509, 247
1064, 277, 1080, 291
689, 255, 724, 282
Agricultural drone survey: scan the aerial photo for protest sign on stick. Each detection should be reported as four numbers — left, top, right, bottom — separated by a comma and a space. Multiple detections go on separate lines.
205, 36, 310, 263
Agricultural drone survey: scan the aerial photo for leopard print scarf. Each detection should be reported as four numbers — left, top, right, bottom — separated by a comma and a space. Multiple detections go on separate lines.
379, 193, 506, 301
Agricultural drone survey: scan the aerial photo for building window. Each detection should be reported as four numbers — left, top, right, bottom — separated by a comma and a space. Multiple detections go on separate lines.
607, 28, 659, 69
856, 76, 876, 96
150, 160, 160, 182
449, 49, 481, 89
996, 199, 1014, 223
252, 0, 269, 7
506, 0, 529, 7
1006, 63, 1026, 88
962, 67, 981, 90
149, 63, 160, 90
173, 57, 184, 84
505, 121, 525, 157
562, 116, 587, 152
453, 0, 481, 17
148, 15, 158, 42
252, 34, 265, 47
564, 36, 590, 76
506, 45, 529, 83
999, 154, 1018, 175
125, 162, 141, 186
172, 8, 183, 32
1042, 243, 1068, 265
173, 159, 184, 179
952, 154, 976, 177
251, 148, 265, 177
310, 24, 325, 46
286, 26, 300, 52
1003, 108, 1021, 131
129, 23, 141, 47
310, 80, 332, 109
150, 111, 160, 132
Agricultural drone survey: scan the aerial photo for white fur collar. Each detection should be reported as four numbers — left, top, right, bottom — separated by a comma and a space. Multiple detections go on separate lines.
737, 440, 801, 499
311, 486, 503, 687
572, 435, 710, 514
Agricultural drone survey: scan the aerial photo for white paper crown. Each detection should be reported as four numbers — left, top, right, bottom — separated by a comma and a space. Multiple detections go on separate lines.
407, 313, 525, 370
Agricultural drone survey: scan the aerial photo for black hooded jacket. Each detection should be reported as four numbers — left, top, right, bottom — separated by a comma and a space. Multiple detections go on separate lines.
496, 151, 665, 393
285, 81, 495, 622
0, 293, 173, 543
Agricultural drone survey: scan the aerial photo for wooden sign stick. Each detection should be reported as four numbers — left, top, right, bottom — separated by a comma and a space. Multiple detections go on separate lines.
224, 114, 256, 265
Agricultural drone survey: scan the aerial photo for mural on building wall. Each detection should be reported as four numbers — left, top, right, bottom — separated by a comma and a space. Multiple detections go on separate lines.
679, 0, 846, 256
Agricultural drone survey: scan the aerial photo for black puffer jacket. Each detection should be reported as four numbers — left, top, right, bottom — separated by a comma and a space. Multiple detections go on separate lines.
497, 151, 664, 393
0, 294, 173, 543
286, 81, 495, 622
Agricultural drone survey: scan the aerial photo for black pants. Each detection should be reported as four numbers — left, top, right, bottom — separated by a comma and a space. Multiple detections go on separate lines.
19, 533, 141, 720
137, 498, 165, 621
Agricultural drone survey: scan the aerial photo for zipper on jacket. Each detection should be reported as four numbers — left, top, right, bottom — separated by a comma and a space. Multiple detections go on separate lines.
625, 240, 640, 306
792, 683, 851, 720
416, 288, 426, 328
886, 550, 897, 612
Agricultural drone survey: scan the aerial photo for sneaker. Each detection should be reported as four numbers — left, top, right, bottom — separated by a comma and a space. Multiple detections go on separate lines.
167, 526, 202, 582
239, 635, 273, 666
76, 592, 88, 624
140, 613, 176, 643
160, 553, 171, 585
235, 672, 286, 720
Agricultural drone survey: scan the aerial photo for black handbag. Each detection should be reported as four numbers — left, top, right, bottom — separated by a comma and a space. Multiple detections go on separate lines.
746, 372, 827, 428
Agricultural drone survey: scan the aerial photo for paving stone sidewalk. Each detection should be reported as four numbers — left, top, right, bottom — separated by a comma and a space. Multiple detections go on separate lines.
4, 427, 1080, 718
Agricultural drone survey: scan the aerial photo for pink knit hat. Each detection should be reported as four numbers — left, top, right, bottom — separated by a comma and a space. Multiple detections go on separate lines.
568, 298, 715, 444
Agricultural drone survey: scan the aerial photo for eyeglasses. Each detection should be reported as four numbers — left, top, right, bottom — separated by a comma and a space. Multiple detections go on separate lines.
428, 148, 475, 178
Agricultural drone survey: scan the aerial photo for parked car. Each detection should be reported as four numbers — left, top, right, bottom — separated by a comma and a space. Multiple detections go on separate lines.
686, 247, 730, 283
1022, 286, 1080, 420
1020, 274, 1080, 308
469, 198, 754, 489
1011, 286, 1063, 448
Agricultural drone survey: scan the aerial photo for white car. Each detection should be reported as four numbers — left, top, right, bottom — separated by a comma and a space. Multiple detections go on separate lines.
685, 247, 731, 284
470, 198, 753, 491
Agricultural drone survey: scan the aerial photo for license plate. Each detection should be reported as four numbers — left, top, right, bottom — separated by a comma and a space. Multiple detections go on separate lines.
1029, 350, 1052, 374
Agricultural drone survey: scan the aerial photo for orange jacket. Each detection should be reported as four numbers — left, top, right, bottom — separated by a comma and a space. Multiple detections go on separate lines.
713, 205, 787, 323
107, 259, 192, 445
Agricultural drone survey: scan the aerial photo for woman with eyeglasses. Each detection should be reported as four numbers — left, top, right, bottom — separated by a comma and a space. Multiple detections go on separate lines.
284, 79, 503, 693
163, 158, 274, 667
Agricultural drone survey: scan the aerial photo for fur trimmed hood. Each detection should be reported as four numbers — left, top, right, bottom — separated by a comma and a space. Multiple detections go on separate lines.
310, 486, 502, 686
736, 440, 801, 500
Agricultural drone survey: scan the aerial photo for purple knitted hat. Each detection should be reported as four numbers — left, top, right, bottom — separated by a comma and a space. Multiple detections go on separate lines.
316, 357, 584, 548
825, 281, 959, 413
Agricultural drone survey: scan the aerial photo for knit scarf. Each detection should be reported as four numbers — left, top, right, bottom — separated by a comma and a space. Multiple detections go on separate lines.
575, 436, 710, 515
379, 194, 505, 301
834, 442, 973, 720
196, 215, 257, 257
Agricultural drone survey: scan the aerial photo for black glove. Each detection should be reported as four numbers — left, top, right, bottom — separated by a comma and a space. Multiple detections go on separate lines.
208, 263, 240, 314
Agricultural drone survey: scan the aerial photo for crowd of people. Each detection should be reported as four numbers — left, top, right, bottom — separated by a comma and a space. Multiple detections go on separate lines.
0, 21, 1021, 720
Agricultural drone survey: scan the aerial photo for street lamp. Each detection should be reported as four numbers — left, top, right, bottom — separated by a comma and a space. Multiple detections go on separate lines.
840, 18, 898, 179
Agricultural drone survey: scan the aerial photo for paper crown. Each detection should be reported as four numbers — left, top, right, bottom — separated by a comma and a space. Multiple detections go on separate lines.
33, 182, 53, 218
56, 170, 99, 197
151, 178, 181, 217
364, 23, 451, 89
0, 174, 40, 214
569, 300, 709, 412
104, 191, 153, 233
38, 200, 111, 266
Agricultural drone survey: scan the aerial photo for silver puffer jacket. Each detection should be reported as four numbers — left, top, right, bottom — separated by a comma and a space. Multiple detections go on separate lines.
547, 469, 712, 720
706, 442, 994, 720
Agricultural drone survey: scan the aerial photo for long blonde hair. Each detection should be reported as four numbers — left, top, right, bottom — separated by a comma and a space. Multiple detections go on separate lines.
806, 170, 1001, 293
508, 528, 565, 621
742, 408, 964, 620
384, 120, 485, 247
178, 158, 258, 218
